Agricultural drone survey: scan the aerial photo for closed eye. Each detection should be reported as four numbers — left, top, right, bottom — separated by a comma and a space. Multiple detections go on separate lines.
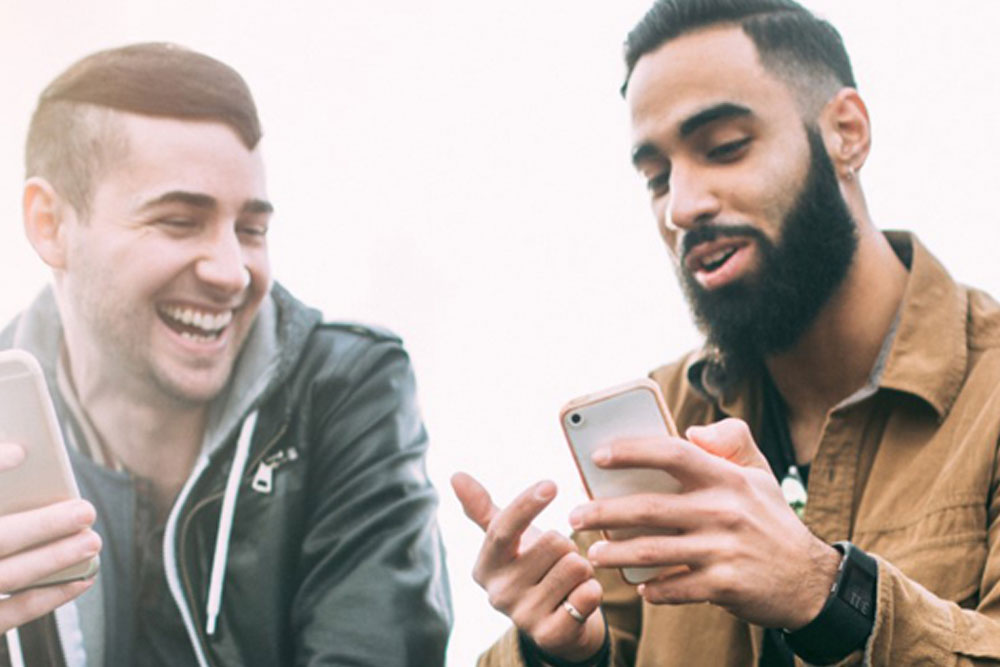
646, 170, 671, 197
158, 218, 198, 230
707, 137, 751, 162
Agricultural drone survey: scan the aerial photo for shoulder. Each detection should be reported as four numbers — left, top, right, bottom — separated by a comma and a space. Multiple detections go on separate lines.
284, 320, 415, 403
967, 286, 1000, 352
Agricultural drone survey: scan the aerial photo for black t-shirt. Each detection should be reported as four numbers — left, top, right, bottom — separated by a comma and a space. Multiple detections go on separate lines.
133, 478, 199, 667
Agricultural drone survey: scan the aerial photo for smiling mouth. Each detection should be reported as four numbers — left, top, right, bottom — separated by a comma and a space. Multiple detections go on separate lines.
684, 239, 749, 275
699, 247, 738, 273
158, 305, 234, 342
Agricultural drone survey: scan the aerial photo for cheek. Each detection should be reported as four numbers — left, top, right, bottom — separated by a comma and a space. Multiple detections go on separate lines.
245, 250, 272, 294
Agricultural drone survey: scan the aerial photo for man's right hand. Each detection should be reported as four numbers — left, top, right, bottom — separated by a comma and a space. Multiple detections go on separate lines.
451, 472, 606, 662
0, 442, 101, 633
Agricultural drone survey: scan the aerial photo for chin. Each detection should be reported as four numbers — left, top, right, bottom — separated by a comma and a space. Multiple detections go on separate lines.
154, 365, 234, 406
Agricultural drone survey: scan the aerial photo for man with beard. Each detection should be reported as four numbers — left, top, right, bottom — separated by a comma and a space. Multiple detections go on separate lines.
455, 0, 1000, 665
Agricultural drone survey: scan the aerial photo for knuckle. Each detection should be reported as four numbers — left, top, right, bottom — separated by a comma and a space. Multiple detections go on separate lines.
531, 620, 564, 650
561, 553, 593, 582
709, 563, 740, 600
576, 578, 604, 608
635, 540, 662, 565
635, 497, 664, 525
509, 607, 533, 631
471, 562, 486, 587
537, 530, 572, 556
484, 523, 513, 549
722, 417, 750, 437
486, 582, 515, 613
712, 501, 744, 531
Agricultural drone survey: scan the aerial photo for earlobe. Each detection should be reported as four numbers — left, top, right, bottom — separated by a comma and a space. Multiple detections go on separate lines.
23, 177, 71, 269
820, 88, 871, 180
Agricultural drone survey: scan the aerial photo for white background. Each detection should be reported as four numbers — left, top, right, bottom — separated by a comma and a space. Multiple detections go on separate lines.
2, 2, 999, 664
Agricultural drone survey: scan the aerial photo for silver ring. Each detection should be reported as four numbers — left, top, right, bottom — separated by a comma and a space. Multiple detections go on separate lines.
562, 599, 586, 623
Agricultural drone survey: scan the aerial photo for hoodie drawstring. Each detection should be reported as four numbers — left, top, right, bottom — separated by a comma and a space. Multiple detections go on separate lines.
3, 628, 25, 667
205, 410, 258, 636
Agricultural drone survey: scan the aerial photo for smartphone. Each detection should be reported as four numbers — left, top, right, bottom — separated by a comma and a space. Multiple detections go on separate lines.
561, 378, 682, 584
0, 349, 99, 588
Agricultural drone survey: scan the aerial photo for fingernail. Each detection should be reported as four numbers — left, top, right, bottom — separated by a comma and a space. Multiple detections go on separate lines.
588, 541, 605, 563
81, 532, 102, 557
533, 481, 555, 501
73, 502, 94, 525
592, 447, 610, 465
0, 444, 25, 468
569, 506, 586, 530
637, 583, 646, 595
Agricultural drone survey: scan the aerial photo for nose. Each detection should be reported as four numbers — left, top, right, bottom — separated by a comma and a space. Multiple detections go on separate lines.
196, 227, 251, 295
663, 166, 721, 233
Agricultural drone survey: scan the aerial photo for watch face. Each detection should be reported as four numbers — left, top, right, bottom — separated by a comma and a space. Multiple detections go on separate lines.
840, 564, 873, 617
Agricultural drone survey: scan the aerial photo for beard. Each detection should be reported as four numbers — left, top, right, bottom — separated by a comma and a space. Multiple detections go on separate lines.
678, 128, 858, 369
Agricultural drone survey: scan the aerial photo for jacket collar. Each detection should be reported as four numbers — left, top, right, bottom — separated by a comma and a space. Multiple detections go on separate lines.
684, 231, 966, 421
0, 282, 323, 457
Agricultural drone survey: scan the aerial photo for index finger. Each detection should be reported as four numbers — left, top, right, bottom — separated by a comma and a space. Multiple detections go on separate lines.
594, 436, 737, 490
0, 443, 25, 471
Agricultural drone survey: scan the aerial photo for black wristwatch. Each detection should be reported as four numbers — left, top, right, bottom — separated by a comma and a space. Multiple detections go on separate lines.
783, 541, 878, 665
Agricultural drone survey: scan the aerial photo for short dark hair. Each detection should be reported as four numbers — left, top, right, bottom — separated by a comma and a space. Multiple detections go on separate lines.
622, 0, 856, 102
25, 42, 263, 217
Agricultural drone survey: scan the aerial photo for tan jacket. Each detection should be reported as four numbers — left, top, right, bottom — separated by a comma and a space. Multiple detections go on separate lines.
479, 233, 1000, 666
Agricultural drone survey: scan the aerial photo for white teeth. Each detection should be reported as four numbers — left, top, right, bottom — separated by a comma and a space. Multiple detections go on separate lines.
700, 247, 736, 270
161, 305, 234, 334
179, 331, 216, 343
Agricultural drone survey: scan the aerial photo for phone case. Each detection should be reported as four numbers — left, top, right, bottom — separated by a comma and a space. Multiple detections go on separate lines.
561, 378, 682, 584
0, 349, 100, 588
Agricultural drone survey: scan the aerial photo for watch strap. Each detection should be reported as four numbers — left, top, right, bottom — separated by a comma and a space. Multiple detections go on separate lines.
783, 541, 878, 665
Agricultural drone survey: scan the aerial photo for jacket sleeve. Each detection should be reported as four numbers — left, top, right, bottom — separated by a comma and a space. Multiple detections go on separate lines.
852, 448, 1000, 666
476, 531, 642, 667
291, 336, 452, 666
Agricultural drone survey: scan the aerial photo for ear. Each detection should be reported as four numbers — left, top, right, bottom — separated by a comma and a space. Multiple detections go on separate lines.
23, 177, 73, 269
818, 88, 871, 180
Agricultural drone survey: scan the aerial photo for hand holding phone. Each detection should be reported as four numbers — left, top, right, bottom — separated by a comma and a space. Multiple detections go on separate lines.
0, 350, 100, 590
561, 378, 682, 584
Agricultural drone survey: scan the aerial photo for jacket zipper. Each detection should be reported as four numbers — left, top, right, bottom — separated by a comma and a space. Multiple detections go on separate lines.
173, 420, 289, 666
250, 447, 299, 493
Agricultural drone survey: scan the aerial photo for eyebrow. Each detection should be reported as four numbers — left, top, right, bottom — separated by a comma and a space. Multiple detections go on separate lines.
137, 191, 274, 215
631, 102, 754, 168
679, 102, 753, 137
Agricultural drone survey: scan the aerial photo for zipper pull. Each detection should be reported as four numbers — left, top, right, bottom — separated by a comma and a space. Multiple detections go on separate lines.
250, 448, 299, 494
252, 461, 274, 493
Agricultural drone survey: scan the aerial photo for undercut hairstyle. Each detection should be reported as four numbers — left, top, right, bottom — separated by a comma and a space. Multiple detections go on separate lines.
25, 42, 262, 218
622, 0, 856, 114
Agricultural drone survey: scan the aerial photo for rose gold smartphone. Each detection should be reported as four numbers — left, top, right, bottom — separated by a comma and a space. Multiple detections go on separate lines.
0, 349, 99, 589
560, 378, 682, 584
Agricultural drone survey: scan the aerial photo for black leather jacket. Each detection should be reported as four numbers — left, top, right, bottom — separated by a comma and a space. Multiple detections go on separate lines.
1, 285, 452, 667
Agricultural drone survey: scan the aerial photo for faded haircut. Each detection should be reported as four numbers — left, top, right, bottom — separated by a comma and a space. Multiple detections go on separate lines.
25, 42, 262, 218
622, 0, 856, 116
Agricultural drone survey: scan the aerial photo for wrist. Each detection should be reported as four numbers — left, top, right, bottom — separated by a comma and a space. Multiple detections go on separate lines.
783, 541, 878, 665
788, 540, 843, 630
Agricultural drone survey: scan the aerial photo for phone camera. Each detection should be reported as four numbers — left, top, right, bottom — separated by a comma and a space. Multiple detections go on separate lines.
568, 412, 584, 427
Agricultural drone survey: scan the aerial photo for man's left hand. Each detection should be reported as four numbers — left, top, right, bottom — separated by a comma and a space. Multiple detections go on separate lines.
568, 418, 841, 630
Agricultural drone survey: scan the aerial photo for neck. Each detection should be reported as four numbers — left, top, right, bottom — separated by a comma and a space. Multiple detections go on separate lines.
765, 221, 907, 458
64, 348, 207, 516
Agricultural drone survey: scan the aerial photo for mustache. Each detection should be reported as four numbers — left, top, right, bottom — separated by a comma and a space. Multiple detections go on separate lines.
680, 224, 770, 259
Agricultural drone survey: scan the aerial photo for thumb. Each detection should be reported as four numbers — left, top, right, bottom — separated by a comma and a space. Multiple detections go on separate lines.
685, 418, 770, 471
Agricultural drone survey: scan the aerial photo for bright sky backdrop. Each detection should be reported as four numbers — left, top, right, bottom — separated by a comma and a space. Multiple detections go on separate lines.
3, 2, 1000, 664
